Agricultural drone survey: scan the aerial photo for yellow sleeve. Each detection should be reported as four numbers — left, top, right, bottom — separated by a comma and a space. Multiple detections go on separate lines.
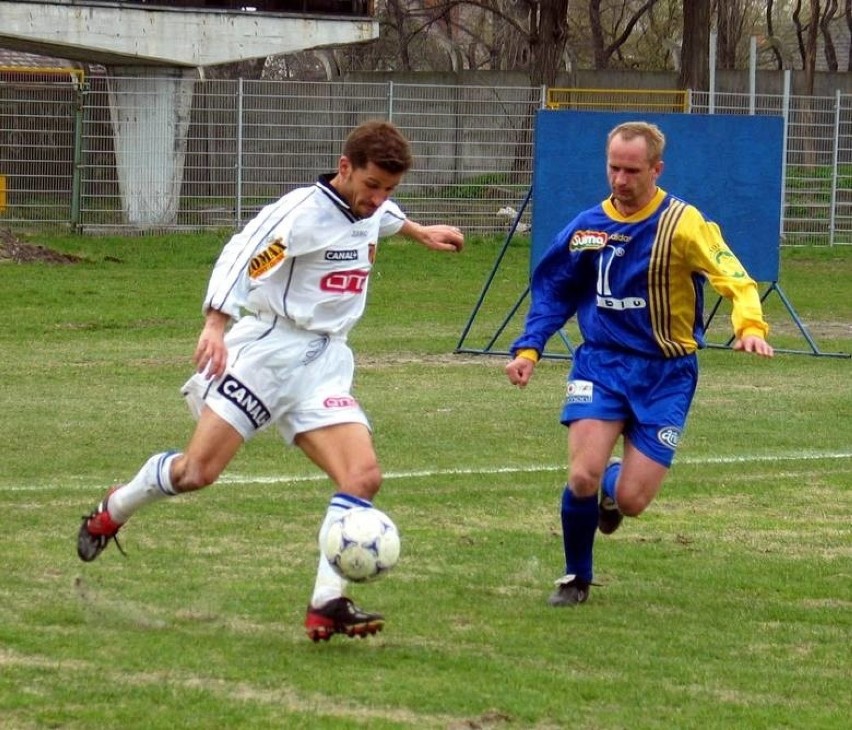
515, 348, 540, 363
684, 212, 769, 340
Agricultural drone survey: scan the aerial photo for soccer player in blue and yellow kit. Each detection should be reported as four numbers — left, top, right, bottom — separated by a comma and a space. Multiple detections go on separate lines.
505, 121, 774, 606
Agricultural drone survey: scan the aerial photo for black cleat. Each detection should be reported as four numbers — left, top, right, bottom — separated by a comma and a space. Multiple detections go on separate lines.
304, 597, 384, 642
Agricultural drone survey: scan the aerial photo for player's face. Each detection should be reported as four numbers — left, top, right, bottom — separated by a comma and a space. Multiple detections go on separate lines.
606, 134, 662, 215
335, 158, 404, 218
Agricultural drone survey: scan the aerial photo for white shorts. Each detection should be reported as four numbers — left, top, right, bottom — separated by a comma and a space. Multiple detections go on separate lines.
181, 314, 369, 444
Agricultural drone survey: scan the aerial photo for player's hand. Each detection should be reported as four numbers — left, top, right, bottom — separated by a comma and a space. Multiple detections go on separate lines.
403, 221, 464, 252
733, 335, 774, 358
193, 309, 231, 379
505, 356, 536, 388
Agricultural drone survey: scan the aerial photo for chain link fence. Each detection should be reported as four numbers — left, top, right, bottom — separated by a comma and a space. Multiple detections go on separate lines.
0, 73, 850, 246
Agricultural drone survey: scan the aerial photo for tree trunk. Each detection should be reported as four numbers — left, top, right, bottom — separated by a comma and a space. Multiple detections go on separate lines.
678, 0, 711, 90
804, 0, 821, 94
527, 0, 570, 87
819, 0, 839, 71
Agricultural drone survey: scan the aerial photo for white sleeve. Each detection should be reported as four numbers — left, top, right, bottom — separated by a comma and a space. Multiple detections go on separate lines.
378, 200, 407, 238
202, 230, 253, 319
202, 202, 283, 318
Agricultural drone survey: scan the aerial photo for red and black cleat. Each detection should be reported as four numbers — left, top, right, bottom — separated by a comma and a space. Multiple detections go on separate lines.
304, 597, 384, 642
77, 486, 126, 562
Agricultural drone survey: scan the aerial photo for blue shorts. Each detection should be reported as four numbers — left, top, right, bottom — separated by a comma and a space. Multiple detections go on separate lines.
560, 343, 698, 467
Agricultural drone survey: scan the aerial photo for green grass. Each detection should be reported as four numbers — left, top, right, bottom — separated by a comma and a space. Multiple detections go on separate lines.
0, 232, 849, 729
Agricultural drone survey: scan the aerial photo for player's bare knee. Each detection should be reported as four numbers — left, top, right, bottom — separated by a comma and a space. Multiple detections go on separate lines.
345, 463, 382, 501
568, 468, 602, 498
617, 493, 650, 517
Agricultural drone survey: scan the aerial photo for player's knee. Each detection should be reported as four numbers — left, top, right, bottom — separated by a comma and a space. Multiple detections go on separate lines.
345, 462, 382, 501
568, 467, 602, 498
616, 491, 652, 517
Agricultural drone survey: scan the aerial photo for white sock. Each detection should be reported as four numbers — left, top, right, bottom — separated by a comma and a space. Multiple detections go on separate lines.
309, 493, 372, 609
108, 451, 179, 523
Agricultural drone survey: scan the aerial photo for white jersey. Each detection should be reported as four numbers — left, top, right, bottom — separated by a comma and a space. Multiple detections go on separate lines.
203, 175, 407, 336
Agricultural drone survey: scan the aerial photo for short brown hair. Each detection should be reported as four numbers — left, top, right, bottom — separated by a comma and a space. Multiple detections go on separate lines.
343, 120, 413, 174
607, 121, 666, 164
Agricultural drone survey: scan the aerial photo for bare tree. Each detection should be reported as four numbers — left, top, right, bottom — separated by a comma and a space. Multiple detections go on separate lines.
792, 0, 822, 93
765, 0, 786, 69
430, 0, 569, 86
679, 0, 711, 89
819, 0, 839, 71
716, 0, 747, 68
846, 0, 852, 71
527, 0, 571, 86
588, 0, 661, 69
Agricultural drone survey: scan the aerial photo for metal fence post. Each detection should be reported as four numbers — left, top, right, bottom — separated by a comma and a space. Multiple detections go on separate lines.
70, 79, 85, 232
780, 71, 791, 243
830, 89, 841, 247
236, 77, 243, 228
748, 37, 756, 115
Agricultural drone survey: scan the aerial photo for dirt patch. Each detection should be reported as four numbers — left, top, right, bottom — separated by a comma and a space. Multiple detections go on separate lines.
0, 228, 82, 264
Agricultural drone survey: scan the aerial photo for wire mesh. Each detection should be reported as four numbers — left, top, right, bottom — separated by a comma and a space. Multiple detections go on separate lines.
0, 76, 848, 245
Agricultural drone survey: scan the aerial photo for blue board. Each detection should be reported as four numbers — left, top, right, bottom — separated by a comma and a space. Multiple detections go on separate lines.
531, 111, 784, 282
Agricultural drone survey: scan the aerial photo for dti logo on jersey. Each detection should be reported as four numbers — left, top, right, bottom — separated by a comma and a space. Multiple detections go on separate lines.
320, 268, 370, 294
657, 426, 681, 450
570, 231, 607, 251
324, 396, 358, 409
249, 238, 287, 280
218, 375, 271, 429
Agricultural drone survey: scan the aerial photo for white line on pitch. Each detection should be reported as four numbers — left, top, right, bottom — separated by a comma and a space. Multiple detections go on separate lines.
1, 452, 849, 493
218, 451, 852, 486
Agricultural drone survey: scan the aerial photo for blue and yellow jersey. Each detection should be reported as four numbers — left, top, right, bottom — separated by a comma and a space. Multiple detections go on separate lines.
512, 188, 769, 359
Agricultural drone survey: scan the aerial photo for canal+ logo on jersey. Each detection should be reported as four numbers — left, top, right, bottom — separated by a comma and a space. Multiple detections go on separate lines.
569, 230, 608, 251
217, 375, 271, 429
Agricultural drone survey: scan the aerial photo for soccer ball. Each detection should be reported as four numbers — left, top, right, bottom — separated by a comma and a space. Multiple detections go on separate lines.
322, 507, 401, 583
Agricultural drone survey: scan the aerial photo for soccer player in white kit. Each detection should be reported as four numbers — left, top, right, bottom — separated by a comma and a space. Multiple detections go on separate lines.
77, 121, 464, 641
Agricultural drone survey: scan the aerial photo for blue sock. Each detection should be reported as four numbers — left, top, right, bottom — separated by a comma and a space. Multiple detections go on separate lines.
559, 486, 598, 583
601, 461, 620, 502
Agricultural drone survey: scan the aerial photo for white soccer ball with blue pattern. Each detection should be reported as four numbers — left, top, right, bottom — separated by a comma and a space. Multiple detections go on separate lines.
323, 507, 401, 583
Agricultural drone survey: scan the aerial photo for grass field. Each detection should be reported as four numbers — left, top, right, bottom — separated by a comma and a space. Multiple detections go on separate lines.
0, 230, 849, 729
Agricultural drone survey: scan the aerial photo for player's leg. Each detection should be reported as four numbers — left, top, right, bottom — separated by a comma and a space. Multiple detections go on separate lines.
296, 421, 382, 500
296, 423, 385, 641
602, 351, 698, 527
549, 418, 622, 606
609, 440, 669, 517
77, 407, 244, 562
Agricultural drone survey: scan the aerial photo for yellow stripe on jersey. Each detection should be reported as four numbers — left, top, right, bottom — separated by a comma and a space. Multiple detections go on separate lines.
649, 198, 691, 357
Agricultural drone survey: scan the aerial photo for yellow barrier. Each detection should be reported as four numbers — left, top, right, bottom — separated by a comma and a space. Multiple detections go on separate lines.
0, 175, 6, 214
0, 66, 85, 84
546, 87, 688, 113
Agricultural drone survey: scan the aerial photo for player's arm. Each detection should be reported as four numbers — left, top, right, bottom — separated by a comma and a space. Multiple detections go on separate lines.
398, 219, 464, 252
506, 232, 583, 386
687, 215, 773, 357
193, 308, 231, 379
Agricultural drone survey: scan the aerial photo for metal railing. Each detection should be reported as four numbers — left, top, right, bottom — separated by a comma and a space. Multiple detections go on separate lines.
0, 73, 849, 245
